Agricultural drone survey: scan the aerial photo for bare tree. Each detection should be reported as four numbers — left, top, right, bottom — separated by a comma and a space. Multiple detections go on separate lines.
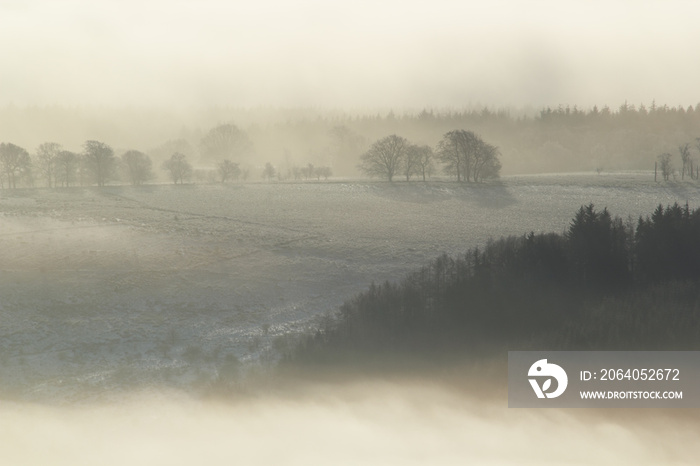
402, 145, 425, 181
438, 130, 473, 182
695, 137, 700, 179
472, 141, 502, 182
438, 130, 481, 182
55, 150, 78, 187
162, 152, 192, 184
658, 153, 673, 181
358, 134, 408, 182
0, 142, 31, 189
301, 163, 314, 180
121, 150, 154, 186
217, 159, 241, 183
438, 130, 500, 182
35, 142, 62, 187
82, 140, 115, 187
408, 145, 435, 182
315, 166, 332, 180
679, 143, 691, 180
262, 162, 276, 181
200, 124, 253, 163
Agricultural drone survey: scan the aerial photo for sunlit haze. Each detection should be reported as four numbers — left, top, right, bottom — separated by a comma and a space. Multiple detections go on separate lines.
2, 0, 699, 109
3, 2, 700, 464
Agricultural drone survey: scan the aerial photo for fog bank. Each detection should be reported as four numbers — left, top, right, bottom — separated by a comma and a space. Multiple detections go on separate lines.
2, 381, 698, 465
2, 1, 700, 108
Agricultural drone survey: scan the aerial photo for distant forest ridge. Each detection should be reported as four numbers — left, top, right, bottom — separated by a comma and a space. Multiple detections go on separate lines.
0, 101, 699, 177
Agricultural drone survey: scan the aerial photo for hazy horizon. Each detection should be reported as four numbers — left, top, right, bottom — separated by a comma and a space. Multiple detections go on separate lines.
2, 0, 699, 110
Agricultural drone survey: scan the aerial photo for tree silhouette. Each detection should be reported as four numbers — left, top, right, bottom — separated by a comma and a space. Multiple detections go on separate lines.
359, 134, 408, 182
301, 163, 314, 180
315, 166, 332, 180
162, 152, 192, 184
567, 204, 630, 290
55, 150, 78, 187
635, 203, 700, 282
472, 141, 501, 182
438, 130, 480, 182
438, 130, 501, 182
409, 145, 434, 181
262, 162, 276, 181
679, 143, 692, 180
402, 144, 422, 181
658, 153, 673, 181
199, 124, 253, 163
35, 142, 62, 187
217, 159, 241, 183
82, 140, 115, 187
121, 150, 154, 186
0, 142, 31, 189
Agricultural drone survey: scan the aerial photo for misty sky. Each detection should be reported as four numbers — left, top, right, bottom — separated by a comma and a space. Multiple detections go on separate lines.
2, 0, 699, 109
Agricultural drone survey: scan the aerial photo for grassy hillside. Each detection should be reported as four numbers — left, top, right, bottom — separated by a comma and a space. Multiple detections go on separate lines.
287, 203, 700, 369
2, 174, 700, 399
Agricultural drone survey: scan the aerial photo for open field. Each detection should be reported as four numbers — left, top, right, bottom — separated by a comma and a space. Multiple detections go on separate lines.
1, 172, 700, 400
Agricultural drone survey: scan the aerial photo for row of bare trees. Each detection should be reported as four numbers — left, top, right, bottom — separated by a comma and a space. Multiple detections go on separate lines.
0, 122, 255, 189
288, 163, 333, 181
0, 140, 198, 188
357, 135, 433, 182
656, 138, 700, 182
1, 128, 499, 188
0, 143, 32, 189
0, 141, 115, 189
0, 139, 334, 188
358, 130, 501, 182
257, 162, 333, 182
0, 137, 331, 188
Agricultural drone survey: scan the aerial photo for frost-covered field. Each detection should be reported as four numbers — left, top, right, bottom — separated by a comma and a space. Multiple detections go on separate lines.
1, 172, 699, 400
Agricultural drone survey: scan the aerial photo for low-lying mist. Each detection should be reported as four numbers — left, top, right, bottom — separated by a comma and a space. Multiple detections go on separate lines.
2, 380, 698, 466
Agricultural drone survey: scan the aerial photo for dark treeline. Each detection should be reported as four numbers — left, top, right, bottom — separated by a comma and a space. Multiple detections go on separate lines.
0, 102, 699, 179
288, 203, 700, 367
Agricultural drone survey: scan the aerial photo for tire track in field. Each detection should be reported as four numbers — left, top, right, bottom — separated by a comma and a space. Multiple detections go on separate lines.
0, 223, 107, 237
183, 233, 325, 270
98, 190, 330, 270
100, 190, 317, 236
